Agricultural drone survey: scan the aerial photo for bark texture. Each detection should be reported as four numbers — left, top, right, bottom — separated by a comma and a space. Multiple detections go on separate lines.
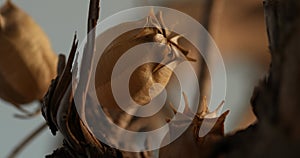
211, 0, 300, 157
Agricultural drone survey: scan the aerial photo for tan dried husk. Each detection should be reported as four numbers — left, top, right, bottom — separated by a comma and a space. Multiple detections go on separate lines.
0, 1, 57, 105
95, 12, 190, 108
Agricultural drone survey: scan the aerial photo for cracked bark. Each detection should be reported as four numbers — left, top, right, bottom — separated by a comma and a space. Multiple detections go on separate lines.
211, 0, 300, 157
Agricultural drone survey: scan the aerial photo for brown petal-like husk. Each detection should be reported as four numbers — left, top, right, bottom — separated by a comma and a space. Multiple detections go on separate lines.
159, 111, 229, 158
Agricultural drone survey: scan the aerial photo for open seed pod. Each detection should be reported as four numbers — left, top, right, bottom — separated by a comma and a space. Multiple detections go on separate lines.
159, 96, 229, 158
94, 11, 199, 130
79, 11, 207, 154
0, 1, 58, 105
95, 11, 195, 107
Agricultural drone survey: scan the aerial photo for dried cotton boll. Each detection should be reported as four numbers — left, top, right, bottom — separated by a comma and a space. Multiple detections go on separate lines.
0, 1, 58, 105
94, 12, 196, 130
95, 12, 195, 110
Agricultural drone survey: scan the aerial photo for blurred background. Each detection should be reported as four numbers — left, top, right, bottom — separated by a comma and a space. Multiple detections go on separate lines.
0, 0, 269, 157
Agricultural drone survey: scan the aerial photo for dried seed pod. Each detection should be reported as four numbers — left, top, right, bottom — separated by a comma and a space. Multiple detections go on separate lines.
159, 112, 228, 158
95, 11, 195, 112
93, 11, 198, 135
159, 95, 229, 158
0, 1, 58, 105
